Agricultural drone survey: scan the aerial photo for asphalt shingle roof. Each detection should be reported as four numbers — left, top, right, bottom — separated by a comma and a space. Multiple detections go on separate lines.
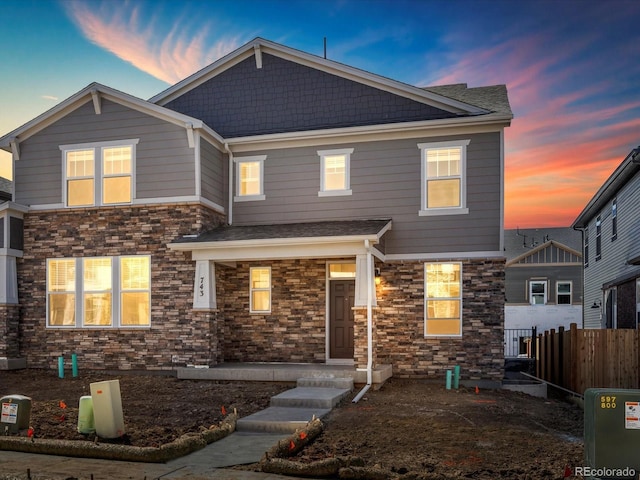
424, 84, 512, 116
504, 227, 582, 262
176, 219, 392, 244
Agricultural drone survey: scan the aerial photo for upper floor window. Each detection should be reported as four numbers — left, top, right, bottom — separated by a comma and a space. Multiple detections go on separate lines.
61, 140, 137, 207
234, 155, 266, 202
47, 255, 150, 328
557, 281, 572, 305
584, 228, 589, 268
418, 140, 470, 216
250, 267, 271, 313
595, 216, 602, 261
530, 280, 547, 305
318, 148, 353, 197
424, 262, 462, 337
612, 199, 618, 241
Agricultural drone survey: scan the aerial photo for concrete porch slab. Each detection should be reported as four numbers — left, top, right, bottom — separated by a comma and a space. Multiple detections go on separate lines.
176, 362, 393, 385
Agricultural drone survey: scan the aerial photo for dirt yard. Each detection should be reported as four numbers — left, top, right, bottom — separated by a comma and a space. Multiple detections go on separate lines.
0, 370, 583, 479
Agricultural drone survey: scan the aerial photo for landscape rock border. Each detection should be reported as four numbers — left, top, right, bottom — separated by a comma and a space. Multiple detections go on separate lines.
0, 413, 237, 463
260, 418, 391, 480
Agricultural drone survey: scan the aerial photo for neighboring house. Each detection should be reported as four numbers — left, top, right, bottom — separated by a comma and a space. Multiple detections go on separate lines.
503, 228, 583, 357
572, 146, 640, 329
0, 177, 12, 202
0, 38, 512, 381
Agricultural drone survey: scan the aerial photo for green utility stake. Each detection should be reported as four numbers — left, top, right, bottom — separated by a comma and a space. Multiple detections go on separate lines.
453, 365, 460, 389
446, 370, 452, 390
71, 353, 78, 377
58, 356, 64, 378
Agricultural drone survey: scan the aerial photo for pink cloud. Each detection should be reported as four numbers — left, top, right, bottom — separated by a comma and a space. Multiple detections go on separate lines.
422, 27, 640, 229
64, 1, 243, 84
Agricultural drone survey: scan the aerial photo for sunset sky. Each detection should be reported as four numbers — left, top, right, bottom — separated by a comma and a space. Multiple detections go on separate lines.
1, 0, 639, 229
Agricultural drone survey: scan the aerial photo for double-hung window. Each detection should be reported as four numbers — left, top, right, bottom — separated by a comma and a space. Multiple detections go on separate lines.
530, 280, 547, 305
318, 148, 353, 196
595, 216, 602, 261
47, 255, 150, 328
557, 281, 572, 305
250, 267, 271, 313
234, 155, 266, 202
418, 140, 469, 216
62, 140, 137, 207
424, 262, 462, 337
612, 199, 618, 241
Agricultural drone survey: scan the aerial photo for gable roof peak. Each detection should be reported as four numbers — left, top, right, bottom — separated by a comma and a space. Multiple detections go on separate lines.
150, 37, 498, 117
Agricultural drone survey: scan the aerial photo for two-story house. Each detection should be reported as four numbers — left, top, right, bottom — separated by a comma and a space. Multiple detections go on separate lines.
0, 38, 512, 383
572, 146, 640, 329
503, 228, 582, 357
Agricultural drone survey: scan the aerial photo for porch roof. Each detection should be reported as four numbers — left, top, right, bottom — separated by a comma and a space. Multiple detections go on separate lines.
168, 219, 392, 261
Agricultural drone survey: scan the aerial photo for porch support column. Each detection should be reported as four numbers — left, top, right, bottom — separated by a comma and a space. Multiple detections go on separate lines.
193, 260, 217, 309
0, 202, 28, 370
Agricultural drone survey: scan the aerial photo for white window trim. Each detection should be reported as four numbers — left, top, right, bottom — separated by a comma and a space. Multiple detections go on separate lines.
529, 279, 548, 305
318, 148, 353, 197
556, 280, 572, 305
60, 139, 138, 207
418, 139, 469, 216
424, 262, 463, 338
234, 155, 266, 202
46, 255, 151, 329
249, 266, 271, 314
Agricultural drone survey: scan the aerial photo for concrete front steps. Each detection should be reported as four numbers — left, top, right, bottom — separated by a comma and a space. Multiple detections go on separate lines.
236, 377, 353, 434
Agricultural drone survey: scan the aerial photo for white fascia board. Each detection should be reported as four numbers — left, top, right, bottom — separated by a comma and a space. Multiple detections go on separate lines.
385, 250, 505, 261
0, 82, 219, 152
169, 234, 381, 252
186, 240, 372, 262
226, 113, 512, 152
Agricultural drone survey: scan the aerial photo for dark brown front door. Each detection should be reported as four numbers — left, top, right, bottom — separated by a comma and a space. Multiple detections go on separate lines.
330, 280, 355, 359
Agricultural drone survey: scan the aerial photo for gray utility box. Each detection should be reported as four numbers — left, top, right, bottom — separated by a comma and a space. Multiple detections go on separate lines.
1, 394, 32, 434
584, 388, 640, 479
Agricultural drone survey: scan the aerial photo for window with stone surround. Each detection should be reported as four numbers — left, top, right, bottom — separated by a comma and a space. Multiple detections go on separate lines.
424, 262, 462, 337
418, 140, 470, 216
61, 139, 137, 207
234, 155, 266, 202
47, 255, 150, 328
250, 267, 271, 313
318, 148, 353, 196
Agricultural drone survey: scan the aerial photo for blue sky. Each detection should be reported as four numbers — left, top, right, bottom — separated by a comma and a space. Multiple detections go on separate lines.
1, 0, 639, 228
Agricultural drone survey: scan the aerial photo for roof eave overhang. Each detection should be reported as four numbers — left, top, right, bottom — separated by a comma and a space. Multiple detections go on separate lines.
168, 233, 384, 262
224, 113, 513, 152
150, 38, 489, 116
0, 84, 226, 154
572, 148, 640, 229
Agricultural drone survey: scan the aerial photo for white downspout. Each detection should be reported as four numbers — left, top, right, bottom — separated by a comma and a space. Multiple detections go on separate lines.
352, 239, 374, 403
225, 143, 233, 225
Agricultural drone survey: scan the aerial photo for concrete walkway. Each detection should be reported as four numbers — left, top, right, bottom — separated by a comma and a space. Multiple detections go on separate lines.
0, 377, 353, 480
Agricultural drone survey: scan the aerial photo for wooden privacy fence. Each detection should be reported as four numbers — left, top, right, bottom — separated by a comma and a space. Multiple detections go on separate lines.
537, 323, 640, 395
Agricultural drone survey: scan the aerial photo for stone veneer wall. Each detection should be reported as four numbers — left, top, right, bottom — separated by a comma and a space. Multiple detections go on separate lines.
0, 304, 21, 359
17, 204, 225, 370
218, 259, 329, 363
357, 259, 504, 381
